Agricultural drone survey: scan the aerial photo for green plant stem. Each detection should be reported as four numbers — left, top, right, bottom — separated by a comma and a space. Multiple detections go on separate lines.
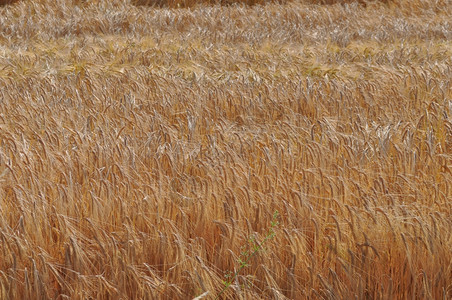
215, 211, 279, 299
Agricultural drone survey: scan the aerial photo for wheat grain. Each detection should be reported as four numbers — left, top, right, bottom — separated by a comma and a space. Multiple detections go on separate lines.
0, 0, 450, 298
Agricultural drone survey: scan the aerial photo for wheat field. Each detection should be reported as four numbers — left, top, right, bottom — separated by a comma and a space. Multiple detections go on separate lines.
0, 0, 451, 299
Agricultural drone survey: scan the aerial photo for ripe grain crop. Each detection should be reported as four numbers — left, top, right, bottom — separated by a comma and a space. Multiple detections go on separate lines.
0, 0, 451, 299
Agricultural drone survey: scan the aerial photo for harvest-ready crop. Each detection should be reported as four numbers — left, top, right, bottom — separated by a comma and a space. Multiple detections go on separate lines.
0, 0, 450, 299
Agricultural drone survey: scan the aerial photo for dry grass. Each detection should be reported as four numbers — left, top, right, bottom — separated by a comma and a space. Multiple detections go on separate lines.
130, 0, 390, 8
131, 0, 286, 7
0, 0, 451, 299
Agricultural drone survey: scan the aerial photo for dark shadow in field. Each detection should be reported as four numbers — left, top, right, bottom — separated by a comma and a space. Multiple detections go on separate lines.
0, 0, 18, 6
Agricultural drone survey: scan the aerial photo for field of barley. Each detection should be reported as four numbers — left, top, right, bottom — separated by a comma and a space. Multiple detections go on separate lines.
0, 0, 451, 299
